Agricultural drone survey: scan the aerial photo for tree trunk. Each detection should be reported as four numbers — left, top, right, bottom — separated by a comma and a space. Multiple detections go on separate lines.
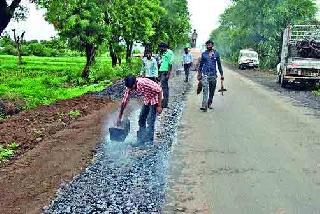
0, 0, 22, 35
17, 45, 22, 64
117, 55, 122, 65
126, 41, 133, 63
12, 29, 24, 65
109, 42, 117, 67
82, 44, 95, 80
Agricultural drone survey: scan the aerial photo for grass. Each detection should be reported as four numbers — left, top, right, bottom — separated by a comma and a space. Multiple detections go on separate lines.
68, 110, 81, 118
0, 55, 140, 109
0, 142, 19, 162
314, 90, 320, 96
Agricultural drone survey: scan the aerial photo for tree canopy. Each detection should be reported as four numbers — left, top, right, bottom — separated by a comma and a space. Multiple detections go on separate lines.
0, 0, 37, 35
35, 0, 191, 77
211, 0, 318, 68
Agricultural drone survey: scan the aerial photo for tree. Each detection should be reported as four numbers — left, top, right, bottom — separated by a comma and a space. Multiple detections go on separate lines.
149, 0, 191, 51
211, 0, 318, 68
103, 0, 163, 65
40, 0, 109, 79
12, 28, 25, 64
0, 0, 35, 35
119, 0, 163, 63
39, 0, 191, 74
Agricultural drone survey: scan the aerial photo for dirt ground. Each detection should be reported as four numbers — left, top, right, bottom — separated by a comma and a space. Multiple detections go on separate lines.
0, 95, 118, 214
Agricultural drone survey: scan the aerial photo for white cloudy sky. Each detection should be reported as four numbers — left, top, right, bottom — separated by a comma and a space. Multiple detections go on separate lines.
188, 0, 232, 46
5, 0, 320, 43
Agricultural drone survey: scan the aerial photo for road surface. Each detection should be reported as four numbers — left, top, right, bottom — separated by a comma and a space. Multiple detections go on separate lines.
164, 67, 320, 213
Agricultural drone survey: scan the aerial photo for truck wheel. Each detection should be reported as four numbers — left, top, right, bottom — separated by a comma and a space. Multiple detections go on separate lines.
277, 74, 281, 84
280, 75, 288, 88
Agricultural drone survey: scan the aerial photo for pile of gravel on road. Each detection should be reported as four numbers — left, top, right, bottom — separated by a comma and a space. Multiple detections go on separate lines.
44, 72, 193, 213
95, 80, 126, 100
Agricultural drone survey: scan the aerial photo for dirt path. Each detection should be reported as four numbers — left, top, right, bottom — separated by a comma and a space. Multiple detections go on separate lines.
164, 67, 320, 213
0, 96, 117, 214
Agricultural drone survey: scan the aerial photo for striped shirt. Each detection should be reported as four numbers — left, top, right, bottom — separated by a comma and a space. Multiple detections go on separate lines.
122, 78, 162, 106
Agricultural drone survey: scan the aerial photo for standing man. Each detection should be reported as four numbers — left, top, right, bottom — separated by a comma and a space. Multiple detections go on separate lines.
158, 42, 174, 108
140, 50, 158, 82
198, 40, 224, 112
182, 47, 193, 82
191, 29, 198, 48
117, 75, 163, 143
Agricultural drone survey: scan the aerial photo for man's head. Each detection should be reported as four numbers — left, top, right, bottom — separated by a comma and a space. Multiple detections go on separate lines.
184, 48, 189, 54
205, 40, 214, 51
124, 75, 137, 89
159, 42, 168, 53
145, 50, 152, 60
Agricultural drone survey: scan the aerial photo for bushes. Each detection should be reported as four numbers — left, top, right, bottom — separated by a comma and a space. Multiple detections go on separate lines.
89, 57, 142, 83
27, 43, 50, 57
0, 36, 81, 57
2, 44, 17, 56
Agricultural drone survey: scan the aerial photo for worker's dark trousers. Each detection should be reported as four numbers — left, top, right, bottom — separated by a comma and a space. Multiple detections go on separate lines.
138, 104, 157, 142
202, 75, 217, 108
159, 72, 169, 108
184, 63, 192, 82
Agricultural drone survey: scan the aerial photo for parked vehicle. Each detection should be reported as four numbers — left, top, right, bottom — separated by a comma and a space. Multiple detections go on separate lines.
277, 24, 320, 88
238, 49, 259, 70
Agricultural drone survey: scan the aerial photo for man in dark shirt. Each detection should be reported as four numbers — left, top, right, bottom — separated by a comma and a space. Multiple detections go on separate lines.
198, 40, 224, 112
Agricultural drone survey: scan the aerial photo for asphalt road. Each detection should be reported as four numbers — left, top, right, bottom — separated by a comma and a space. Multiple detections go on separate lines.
164, 67, 320, 214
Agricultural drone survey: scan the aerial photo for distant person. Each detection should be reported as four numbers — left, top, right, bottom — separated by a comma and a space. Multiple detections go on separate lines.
140, 50, 158, 82
117, 75, 163, 143
191, 29, 198, 48
182, 47, 193, 82
198, 40, 224, 112
158, 42, 174, 108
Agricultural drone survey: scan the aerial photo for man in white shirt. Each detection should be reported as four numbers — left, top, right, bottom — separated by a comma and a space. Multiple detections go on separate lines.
182, 47, 193, 82
140, 50, 159, 82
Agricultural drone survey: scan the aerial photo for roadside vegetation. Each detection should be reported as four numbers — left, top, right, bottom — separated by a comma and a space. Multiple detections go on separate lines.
211, 0, 318, 69
0, 0, 191, 114
211, 0, 320, 94
0, 54, 140, 110
0, 142, 19, 162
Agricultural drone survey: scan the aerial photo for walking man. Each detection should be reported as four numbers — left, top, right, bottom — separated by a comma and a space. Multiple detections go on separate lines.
182, 47, 193, 82
158, 42, 174, 108
191, 29, 198, 48
117, 75, 163, 143
140, 50, 158, 82
198, 40, 224, 112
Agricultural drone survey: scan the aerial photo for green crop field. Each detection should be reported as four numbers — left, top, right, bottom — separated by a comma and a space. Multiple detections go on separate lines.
0, 55, 139, 110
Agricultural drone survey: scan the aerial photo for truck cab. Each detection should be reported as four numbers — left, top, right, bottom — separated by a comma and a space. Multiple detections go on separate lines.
277, 25, 320, 88
238, 49, 259, 70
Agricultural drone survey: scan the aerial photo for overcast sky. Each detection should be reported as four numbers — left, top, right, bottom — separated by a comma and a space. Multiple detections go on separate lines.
188, 0, 232, 46
5, 0, 320, 43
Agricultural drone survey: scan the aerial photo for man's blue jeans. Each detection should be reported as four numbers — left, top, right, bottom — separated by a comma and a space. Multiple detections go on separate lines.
138, 104, 157, 142
159, 72, 169, 108
202, 75, 217, 108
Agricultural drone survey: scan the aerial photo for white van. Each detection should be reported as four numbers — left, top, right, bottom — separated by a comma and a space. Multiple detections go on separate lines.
238, 49, 259, 70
